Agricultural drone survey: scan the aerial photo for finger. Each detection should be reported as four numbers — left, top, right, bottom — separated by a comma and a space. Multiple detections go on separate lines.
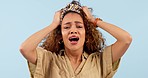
82, 6, 88, 13
55, 10, 62, 14
82, 6, 87, 9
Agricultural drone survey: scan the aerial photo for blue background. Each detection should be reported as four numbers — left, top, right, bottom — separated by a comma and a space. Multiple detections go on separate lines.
0, 0, 147, 78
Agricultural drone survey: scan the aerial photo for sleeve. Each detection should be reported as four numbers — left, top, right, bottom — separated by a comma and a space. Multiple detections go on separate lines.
27, 47, 53, 78
101, 45, 121, 78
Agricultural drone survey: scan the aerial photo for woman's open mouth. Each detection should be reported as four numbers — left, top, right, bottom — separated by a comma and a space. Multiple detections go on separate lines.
69, 36, 79, 45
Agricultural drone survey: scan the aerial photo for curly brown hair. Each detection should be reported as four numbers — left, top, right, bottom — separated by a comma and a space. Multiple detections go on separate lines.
40, 14, 105, 54
40, 1, 105, 54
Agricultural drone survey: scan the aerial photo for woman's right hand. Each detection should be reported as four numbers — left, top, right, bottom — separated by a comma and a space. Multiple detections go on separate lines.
20, 10, 62, 64
52, 10, 61, 28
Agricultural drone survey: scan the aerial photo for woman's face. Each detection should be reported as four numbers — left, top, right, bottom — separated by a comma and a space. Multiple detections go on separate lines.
61, 13, 85, 51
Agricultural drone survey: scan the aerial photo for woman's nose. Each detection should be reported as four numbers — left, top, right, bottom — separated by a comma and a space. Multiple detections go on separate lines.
70, 31, 77, 34
69, 25, 78, 34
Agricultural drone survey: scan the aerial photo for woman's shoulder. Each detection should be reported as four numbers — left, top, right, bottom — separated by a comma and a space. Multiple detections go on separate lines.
89, 45, 112, 56
36, 47, 55, 57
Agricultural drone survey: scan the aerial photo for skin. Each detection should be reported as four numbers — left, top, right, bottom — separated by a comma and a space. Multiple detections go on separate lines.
61, 13, 86, 70
83, 6, 132, 63
19, 6, 132, 71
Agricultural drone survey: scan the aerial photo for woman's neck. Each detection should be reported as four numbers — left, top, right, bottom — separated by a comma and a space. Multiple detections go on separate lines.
65, 48, 83, 63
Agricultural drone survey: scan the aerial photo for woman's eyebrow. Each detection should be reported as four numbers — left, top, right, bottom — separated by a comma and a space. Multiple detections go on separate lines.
75, 21, 83, 24
64, 21, 83, 25
64, 22, 71, 25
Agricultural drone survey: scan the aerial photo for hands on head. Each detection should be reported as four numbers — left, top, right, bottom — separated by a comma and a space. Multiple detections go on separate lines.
52, 6, 95, 29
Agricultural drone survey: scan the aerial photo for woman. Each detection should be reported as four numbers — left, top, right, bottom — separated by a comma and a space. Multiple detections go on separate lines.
20, 1, 132, 78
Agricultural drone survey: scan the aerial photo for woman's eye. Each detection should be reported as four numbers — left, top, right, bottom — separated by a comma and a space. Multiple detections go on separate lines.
64, 26, 70, 29
77, 26, 83, 28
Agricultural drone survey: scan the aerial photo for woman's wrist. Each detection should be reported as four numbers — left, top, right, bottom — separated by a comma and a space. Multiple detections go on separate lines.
51, 21, 60, 27
93, 18, 103, 27
90, 17, 95, 23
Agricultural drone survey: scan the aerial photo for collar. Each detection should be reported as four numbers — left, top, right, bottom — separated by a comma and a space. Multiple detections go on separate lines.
59, 49, 89, 60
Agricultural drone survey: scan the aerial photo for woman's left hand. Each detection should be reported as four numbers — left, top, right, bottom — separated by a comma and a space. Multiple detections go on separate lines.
82, 6, 95, 22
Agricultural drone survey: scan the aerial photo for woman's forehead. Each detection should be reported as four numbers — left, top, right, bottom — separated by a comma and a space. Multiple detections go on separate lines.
62, 13, 83, 23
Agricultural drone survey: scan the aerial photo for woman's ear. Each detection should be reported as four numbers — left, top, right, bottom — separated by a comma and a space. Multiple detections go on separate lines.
58, 38, 64, 44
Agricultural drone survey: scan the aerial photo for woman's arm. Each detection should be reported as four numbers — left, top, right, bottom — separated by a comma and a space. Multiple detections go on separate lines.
83, 6, 132, 63
19, 11, 61, 64
96, 21, 132, 63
